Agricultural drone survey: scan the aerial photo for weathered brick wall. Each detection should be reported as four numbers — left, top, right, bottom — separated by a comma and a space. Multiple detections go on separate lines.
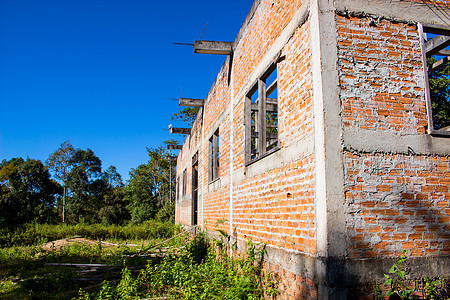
337, 15, 426, 134
345, 152, 450, 258
337, 13, 450, 261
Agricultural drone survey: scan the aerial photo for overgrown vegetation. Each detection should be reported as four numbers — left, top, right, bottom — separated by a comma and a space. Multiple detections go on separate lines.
0, 226, 275, 300
0, 222, 180, 248
377, 251, 450, 299
0, 222, 182, 299
73, 232, 275, 300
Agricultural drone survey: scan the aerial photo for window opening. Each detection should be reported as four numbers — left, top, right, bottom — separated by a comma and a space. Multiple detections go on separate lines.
182, 169, 187, 197
245, 63, 279, 164
209, 129, 220, 181
420, 24, 450, 136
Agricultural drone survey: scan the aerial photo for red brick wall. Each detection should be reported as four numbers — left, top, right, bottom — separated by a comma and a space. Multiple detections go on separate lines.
175, 0, 450, 298
337, 14, 450, 259
233, 0, 303, 97
345, 151, 450, 258
337, 15, 427, 134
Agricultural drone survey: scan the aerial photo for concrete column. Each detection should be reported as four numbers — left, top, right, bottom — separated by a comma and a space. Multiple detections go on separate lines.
310, 0, 347, 298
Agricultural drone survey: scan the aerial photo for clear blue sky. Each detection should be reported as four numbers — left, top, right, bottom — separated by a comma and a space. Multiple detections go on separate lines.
0, 0, 253, 180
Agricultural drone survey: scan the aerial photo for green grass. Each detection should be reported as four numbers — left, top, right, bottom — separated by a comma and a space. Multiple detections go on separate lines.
0, 224, 276, 300
0, 221, 180, 247
73, 233, 277, 300
0, 222, 183, 300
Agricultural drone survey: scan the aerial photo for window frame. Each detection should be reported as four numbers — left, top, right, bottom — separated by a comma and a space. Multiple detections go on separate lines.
419, 23, 450, 137
208, 129, 220, 182
244, 62, 280, 165
182, 168, 187, 197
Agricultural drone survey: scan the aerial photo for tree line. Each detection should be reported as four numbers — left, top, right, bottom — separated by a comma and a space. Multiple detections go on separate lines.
0, 140, 177, 226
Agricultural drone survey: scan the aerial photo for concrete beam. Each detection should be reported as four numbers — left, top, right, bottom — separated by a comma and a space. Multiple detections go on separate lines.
429, 56, 449, 72
167, 144, 183, 150
425, 35, 450, 57
164, 155, 178, 161
168, 124, 191, 135
194, 40, 233, 55
336, 0, 450, 28
179, 97, 204, 107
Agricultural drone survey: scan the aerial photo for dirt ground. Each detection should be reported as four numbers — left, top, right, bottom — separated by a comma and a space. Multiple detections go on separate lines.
40, 237, 101, 251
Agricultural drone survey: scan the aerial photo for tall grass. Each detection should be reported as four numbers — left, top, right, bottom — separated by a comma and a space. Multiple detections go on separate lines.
0, 221, 180, 247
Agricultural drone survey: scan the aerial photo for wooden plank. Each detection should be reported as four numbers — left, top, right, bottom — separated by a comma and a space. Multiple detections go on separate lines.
46, 263, 118, 267
194, 40, 233, 55
266, 80, 277, 96
244, 95, 252, 164
251, 103, 277, 112
258, 79, 266, 156
179, 98, 204, 107
212, 133, 218, 180
425, 35, 450, 57
167, 144, 183, 150
252, 132, 277, 139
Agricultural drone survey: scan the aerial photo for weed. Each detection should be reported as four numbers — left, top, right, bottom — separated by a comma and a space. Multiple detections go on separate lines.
381, 251, 450, 299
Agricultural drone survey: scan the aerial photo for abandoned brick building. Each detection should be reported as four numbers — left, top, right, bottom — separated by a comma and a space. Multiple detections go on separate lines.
172, 0, 450, 298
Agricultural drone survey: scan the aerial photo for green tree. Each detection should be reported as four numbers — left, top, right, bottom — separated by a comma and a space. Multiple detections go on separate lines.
46, 140, 75, 223
428, 57, 450, 129
0, 158, 60, 225
99, 166, 130, 224
124, 144, 176, 223
172, 107, 200, 127
66, 148, 105, 223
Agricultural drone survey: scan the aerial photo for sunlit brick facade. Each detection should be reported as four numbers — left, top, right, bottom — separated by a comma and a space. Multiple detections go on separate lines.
174, 0, 450, 298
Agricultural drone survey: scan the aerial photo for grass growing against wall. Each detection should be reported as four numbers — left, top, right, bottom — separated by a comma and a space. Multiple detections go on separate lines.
0, 225, 277, 299
74, 232, 276, 300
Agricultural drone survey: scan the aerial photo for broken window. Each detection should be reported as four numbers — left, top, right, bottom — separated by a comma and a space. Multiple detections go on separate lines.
419, 24, 450, 136
182, 169, 187, 197
209, 129, 219, 181
245, 63, 279, 164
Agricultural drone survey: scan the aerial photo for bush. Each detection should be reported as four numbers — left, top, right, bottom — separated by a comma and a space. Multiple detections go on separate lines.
74, 232, 272, 300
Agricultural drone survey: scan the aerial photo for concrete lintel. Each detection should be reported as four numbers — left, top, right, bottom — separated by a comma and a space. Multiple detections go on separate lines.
194, 40, 233, 55
343, 128, 450, 156
168, 124, 191, 135
167, 144, 183, 150
336, 0, 450, 28
179, 97, 204, 107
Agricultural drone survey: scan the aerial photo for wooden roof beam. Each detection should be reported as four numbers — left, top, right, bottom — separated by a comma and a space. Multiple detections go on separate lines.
194, 40, 233, 55
168, 124, 191, 135
179, 98, 204, 107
